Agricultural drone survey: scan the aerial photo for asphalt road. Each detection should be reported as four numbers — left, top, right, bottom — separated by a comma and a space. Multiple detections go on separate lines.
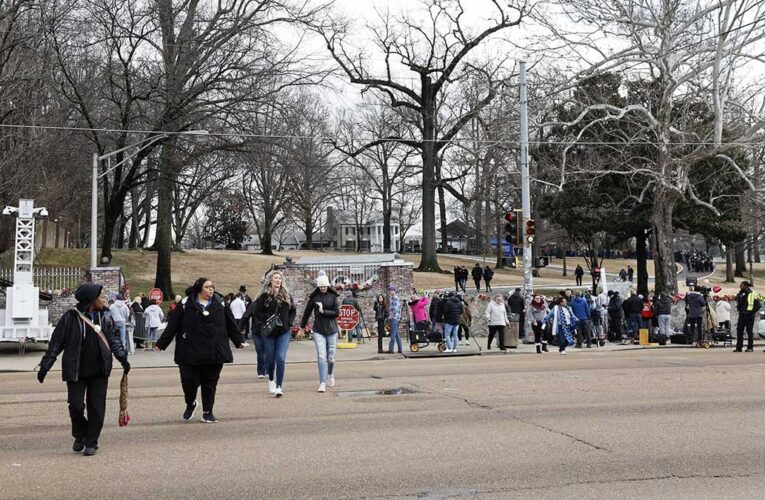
1, 349, 764, 499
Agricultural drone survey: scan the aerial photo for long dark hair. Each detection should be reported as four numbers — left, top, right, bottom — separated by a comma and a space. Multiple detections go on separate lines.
186, 277, 209, 297
375, 294, 387, 308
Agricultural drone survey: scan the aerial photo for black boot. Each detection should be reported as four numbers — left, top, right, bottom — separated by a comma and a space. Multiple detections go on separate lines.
536, 344, 541, 354
542, 343, 548, 352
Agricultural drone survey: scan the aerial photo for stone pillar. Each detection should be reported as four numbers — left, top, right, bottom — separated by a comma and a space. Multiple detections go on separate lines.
86, 267, 125, 300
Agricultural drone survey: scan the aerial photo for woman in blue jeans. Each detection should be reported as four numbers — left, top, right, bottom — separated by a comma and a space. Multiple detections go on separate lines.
299, 274, 341, 393
248, 272, 295, 397
388, 287, 402, 354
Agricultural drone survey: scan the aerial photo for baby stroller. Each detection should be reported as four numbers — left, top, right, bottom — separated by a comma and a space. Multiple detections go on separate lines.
408, 320, 446, 352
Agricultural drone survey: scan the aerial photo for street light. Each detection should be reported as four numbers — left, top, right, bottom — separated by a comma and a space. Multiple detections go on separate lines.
90, 130, 209, 269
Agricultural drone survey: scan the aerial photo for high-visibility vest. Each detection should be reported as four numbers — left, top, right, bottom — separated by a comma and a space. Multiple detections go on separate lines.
745, 290, 756, 312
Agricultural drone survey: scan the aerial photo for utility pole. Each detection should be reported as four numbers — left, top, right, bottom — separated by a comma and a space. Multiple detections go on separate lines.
519, 62, 533, 340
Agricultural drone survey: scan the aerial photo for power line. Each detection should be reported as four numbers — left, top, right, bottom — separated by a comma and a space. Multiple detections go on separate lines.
2, 122, 765, 146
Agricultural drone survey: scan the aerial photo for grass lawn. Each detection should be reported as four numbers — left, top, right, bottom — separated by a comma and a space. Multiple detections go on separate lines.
20, 248, 763, 297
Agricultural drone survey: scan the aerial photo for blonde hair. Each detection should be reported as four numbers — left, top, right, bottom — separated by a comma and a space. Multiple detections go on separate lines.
260, 271, 291, 305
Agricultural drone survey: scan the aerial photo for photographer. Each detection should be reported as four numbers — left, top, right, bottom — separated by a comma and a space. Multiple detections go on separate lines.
684, 286, 707, 346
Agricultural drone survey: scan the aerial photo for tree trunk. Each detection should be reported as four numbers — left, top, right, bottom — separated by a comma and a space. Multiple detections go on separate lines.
735, 243, 746, 277
754, 238, 761, 263
650, 191, 678, 294
416, 81, 441, 272
153, 140, 177, 299
495, 209, 503, 268
304, 213, 313, 250
438, 184, 448, 254
635, 230, 649, 296
260, 215, 274, 255
562, 253, 567, 277
100, 201, 120, 264
725, 245, 735, 282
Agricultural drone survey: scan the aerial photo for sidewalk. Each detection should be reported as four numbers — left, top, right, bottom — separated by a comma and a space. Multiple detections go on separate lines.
3, 336, 760, 372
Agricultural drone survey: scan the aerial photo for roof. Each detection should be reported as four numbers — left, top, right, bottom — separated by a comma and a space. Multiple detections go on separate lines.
295, 253, 400, 265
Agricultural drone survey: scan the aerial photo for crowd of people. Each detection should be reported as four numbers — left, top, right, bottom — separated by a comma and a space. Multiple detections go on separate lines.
34, 269, 763, 457
453, 264, 494, 293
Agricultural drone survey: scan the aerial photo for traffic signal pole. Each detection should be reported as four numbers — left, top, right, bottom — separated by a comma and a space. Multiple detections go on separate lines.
519, 62, 533, 340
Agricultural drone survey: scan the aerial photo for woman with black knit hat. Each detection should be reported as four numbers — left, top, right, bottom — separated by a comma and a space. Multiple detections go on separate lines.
37, 283, 130, 456
156, 277, 246, 423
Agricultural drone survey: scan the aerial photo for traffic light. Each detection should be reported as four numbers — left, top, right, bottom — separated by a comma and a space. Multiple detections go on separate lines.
525, 219, 536, 244
504, 212, 518, 245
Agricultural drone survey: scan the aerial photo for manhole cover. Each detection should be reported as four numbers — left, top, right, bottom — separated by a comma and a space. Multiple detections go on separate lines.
336, 387, 417, 398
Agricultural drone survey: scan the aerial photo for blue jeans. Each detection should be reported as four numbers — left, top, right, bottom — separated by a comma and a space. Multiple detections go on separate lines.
251, 334, 268, 377
626, 314, 642, 338
658, 314, 671, 338
313, 333, 337, 383
353, 324, 363, 340
149, 327, 158, 341
388, 319, 402, 353
115, 321, 127, 349
262, 331, 290, 387
444, 323, 459, 350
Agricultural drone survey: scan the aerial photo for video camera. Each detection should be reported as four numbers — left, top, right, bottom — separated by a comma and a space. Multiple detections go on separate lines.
686, 277, 711, 295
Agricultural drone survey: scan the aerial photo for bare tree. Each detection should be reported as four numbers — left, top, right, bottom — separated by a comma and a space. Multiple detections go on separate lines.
310, 0, 529, 271
336, 104, 417, 252
535, 0, 765, 293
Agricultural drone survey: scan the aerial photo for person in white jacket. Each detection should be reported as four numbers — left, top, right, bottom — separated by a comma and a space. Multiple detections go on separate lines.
144, 299, 165, 343
109, 294, 131, 352
485, 295, 509, 350
714, 296, 731, 331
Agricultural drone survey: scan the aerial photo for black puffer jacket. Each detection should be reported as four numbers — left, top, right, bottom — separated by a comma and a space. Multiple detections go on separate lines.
443, 295, 463, 325
157, 293, 244, 366
39, 307, 127, 382
239, 292, 296, 336
507, 293, 525, 314
653, 294, 673, 315
300, 288, 341, 335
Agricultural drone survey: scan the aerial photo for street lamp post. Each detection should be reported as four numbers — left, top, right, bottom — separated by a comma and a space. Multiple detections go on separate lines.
90, 130, 209, 269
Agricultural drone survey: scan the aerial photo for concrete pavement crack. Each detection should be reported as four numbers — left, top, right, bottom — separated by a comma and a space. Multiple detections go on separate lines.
405, 381, 609, 452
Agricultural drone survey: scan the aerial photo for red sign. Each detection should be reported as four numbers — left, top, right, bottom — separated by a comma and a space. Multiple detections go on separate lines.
337, 304, 359, 330
149, 288, 163, 305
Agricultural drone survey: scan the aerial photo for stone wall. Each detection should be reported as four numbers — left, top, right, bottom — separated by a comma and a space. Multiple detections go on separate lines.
278, 261, 414, 329
45, 267, 124, 325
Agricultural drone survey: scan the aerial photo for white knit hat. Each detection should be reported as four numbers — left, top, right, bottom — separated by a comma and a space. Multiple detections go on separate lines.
316, 275, 331, 288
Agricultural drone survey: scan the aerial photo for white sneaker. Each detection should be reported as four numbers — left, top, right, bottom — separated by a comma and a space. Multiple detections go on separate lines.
328, 375, 335, 387
257, 374, 265, 379
464, 340, 469, 346
560, 350, 567, 355
453, 349, 458, 353
275, 387, 283, 398
268, 380, 277, 394
318, 382, 326, 393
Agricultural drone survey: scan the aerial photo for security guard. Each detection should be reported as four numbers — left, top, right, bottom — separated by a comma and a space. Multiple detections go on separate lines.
734, 281, 759, 352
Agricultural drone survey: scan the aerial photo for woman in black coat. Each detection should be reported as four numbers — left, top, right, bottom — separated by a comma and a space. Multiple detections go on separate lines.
373, 294, 388, 354
156, 277, 245, 423
298, 274, 341, 393
239, 271, 295, 398
37, 283, 130, 456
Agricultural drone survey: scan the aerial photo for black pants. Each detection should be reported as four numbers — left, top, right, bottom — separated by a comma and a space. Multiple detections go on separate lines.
179, 364, 223, 412
458, 325, 469, 341
736, 313, 755, 350
377, 319, 385, 353
67, 375, 108, 448
575, 276, 582, 286
608, 311, 623, 340
487, 325, 505, 349
688, 317, 703, 344
532, 322, 548, 345
576, 319, 592, 347
484, 279, 492, 292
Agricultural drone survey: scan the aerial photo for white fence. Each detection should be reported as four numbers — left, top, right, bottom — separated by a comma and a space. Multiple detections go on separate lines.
0, 267, 85, 292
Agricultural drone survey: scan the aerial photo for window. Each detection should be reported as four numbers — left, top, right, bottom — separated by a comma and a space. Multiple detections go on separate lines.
333, 228, 337, 236
351, 227, 356, 235
344, 227, 349, 236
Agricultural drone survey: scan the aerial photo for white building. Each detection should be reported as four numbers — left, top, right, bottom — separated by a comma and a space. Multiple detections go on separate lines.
326, 207, 400, 253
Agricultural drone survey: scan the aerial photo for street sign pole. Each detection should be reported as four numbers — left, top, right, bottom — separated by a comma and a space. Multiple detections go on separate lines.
519, 62, 534, 340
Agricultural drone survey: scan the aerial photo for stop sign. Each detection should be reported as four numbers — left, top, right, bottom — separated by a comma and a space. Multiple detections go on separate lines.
149, 287, 163, 305
337, 304, 359, 330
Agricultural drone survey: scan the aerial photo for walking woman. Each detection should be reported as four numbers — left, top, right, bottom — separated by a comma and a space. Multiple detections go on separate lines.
241, 272, 295, 397
36, 283, 130, 456
156, 278, 245, 423
544, 297, 578, 355
530, 295, 549, 353
299, 275, 341, 393
485, 294, 509, 350
373, 294, 388, 354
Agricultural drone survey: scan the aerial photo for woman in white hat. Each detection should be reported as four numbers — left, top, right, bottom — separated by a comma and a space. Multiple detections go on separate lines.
298, 274, 341, 392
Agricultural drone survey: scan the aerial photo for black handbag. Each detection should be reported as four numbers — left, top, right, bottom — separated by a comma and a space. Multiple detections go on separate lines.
262, 300, 283, 336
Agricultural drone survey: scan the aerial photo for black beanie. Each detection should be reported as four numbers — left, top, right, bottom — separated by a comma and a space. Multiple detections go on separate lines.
75, 283, 103, 305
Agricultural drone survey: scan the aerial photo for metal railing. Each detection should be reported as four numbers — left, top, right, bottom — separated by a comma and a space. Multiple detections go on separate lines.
0, 267, 85, 292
